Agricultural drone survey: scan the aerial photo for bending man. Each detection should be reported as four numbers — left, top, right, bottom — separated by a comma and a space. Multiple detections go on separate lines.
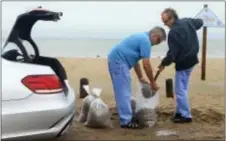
108, 27, 166, 129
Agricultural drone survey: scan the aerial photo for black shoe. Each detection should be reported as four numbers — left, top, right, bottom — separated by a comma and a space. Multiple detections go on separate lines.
172, 116, 192, 123
171, 113, 182, 121
131, 116, 139, 123
121, 121, 144, 129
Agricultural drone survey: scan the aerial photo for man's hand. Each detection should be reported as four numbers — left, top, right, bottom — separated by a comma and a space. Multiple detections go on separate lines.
139, 77, 148, 84
158, 64, 165, 73
151, 81, 159, 92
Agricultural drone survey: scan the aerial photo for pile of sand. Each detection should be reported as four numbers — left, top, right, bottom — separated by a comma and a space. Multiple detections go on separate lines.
109, 106, 224, 125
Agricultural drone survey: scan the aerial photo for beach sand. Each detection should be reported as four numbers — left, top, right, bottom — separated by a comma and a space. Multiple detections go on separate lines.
56, 57, 224, 140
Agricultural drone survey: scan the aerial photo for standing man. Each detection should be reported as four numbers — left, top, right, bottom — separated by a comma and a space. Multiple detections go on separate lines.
108, 27, 166, 129
158, 8, 203, 123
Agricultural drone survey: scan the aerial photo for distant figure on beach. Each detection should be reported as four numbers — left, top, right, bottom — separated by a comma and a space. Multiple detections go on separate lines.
157, 8, 204, 123
107, 27, 166, 129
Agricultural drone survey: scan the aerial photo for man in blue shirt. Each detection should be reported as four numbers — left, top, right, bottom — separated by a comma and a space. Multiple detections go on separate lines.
108, 26, 166, 129
158, 8, 203, 123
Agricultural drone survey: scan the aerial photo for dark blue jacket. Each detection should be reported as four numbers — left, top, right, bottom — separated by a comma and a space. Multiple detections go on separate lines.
161, 18, 204, 71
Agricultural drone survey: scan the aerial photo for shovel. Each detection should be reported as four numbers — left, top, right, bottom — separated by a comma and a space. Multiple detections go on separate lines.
154, 70, 174, 98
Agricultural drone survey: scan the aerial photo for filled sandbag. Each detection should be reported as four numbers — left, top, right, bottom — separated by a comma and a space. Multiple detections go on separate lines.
131, 96, 136, 116
77, 85, 95, 123
85, 88, 113, 128
135, 82, 159, 128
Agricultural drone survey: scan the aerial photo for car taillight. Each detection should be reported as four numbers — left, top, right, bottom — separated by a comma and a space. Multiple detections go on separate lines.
21, 74, 63, 94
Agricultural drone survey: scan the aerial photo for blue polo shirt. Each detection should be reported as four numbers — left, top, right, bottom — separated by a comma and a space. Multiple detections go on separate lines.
108, 32, 152, 69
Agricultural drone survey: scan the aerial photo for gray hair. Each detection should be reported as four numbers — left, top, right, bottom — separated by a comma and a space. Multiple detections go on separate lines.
163, 8, 179, 20
150, 26, 166, 41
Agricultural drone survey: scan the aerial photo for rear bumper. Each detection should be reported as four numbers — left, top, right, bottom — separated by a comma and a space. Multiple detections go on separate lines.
2, 81, 76, 140
47, 81, 76, 137
2, 109, 75, 141
56, 112, 75, 137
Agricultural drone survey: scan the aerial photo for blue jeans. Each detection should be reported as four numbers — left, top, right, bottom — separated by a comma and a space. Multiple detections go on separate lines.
175, 67, 193, 118
108, 60, 132, 125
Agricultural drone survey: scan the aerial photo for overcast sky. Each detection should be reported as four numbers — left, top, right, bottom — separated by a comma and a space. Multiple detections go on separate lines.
2, 1, 225, 39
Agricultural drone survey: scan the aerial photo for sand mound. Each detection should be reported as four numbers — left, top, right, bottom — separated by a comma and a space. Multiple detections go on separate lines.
191, 109, 225, 125
109, 107, 224, 125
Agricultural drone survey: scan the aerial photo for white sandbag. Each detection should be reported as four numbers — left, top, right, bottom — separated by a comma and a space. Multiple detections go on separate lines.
135, 82, 160, 128
77, 85, 95, 123
85, 88, 113, 128
131, 96, 136, 116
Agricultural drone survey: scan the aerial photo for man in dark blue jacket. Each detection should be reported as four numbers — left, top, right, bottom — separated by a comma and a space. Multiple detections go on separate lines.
158, 8, 204, 123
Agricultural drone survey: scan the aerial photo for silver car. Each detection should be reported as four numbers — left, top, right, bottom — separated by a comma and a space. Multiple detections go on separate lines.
2, 7, 76, 140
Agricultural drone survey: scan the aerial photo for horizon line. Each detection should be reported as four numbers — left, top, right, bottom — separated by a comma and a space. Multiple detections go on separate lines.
1, 36, 225, 40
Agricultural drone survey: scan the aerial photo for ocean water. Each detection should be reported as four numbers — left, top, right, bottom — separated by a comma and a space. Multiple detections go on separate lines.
2, 38, 225, 58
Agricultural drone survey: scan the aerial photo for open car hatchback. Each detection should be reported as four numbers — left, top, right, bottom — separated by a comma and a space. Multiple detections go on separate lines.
2, 6, 76, 141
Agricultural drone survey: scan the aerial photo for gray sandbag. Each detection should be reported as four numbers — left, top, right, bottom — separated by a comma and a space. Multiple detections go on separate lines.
136, 108, 157, 128
141, 83, 156, 98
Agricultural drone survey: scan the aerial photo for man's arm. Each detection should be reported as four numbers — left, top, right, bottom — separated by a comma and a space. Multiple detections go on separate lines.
189, 18, 204, 30
160, 31, 180, 67
137, 35, 155, 84
134, 59, 155, 84
142, 59, 155, 84
134, 63, 143, 80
